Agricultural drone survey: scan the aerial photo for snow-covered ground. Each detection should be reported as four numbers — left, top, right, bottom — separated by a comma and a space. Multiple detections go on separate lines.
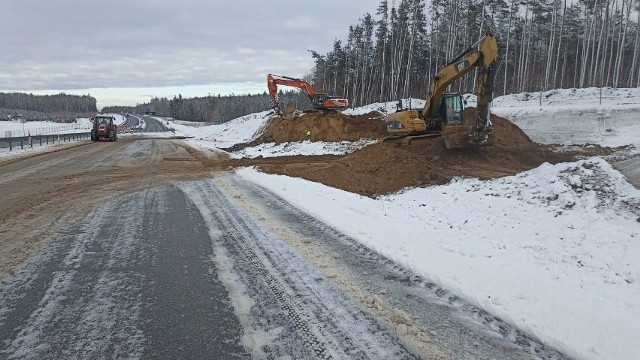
1, 88, 639, 359
161, 111, 272, 149
479, 87, 640, 149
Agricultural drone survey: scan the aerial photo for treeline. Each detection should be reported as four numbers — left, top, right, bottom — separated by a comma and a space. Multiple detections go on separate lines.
103, 91, 311, 123
308, 0, 640, 107
0, 92, 97, 114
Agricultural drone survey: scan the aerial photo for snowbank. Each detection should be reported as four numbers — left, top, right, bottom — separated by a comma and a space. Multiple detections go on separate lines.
163, 111, 274, 149
236, 157, 640, 360
490, 87, 640, 148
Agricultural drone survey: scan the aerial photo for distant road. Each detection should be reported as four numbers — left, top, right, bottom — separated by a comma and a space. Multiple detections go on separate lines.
123, 114, 171, 132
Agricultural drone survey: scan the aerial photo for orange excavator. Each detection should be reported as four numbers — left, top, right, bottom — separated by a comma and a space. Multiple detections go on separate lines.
267, 74, 349, 115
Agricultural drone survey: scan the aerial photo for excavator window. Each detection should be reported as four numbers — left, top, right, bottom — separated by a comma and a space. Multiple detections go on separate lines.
443, 95, 464, 125
387, 120, 405, 129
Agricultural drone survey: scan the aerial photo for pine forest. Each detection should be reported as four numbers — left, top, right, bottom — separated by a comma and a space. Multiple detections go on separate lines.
309, 0, 640, 107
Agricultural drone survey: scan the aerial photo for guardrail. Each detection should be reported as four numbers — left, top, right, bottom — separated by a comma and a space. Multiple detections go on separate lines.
3, 124, 92, 138
0, 132, 91, 152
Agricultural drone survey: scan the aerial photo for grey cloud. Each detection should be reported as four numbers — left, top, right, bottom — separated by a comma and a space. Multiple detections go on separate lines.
1, 0, 381, 91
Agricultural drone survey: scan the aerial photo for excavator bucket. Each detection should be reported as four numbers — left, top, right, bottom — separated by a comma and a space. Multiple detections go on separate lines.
442, 125, 495, 149
471, 128, 495, 147
442, 125, 472, 149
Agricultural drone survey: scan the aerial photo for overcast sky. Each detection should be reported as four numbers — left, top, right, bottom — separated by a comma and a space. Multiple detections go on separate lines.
1, 0, 382, 108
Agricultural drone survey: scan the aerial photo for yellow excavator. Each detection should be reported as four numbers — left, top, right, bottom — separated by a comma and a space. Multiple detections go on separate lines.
386, 34, 499, 149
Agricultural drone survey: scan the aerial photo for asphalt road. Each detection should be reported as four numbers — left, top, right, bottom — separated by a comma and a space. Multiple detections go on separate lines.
0, 138, 574, 359
124, 115, 171, 132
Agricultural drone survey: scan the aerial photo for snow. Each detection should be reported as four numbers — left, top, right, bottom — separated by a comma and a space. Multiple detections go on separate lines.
342, 98, 426, 116
160, 111, 273, 149
203, 86, 639, 360
179, 179, 415, 359
486, 87, 640, 149
2, 87, 640, 359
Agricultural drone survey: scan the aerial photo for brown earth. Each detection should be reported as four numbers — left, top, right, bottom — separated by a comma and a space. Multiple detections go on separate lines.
223, 109, 612, 197
250, 111, 388, 144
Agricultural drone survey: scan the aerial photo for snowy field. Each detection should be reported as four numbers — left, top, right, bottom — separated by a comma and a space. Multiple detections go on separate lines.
1, 88, 639, 359
490, 87, 640, 149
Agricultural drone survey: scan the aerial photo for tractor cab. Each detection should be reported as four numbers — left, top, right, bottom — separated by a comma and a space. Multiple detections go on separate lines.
96, 116, 112, 126
91, 115, 117, 142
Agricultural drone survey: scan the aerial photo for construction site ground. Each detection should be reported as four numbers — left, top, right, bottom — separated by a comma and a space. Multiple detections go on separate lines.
223, 109, 613, 197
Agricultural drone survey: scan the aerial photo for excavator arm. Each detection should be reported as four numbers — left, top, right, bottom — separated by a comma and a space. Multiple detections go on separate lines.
268, 74, 316, 113
473, 35, 499, 139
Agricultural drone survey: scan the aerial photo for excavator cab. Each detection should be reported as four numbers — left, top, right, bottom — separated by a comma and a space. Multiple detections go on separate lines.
442, 93, 464, 125
313, 93, 328, 107
441, 93, 474, 149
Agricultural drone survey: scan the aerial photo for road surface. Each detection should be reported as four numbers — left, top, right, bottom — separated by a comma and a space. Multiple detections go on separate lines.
0, 138, 572, 359
124, 115, 171, 133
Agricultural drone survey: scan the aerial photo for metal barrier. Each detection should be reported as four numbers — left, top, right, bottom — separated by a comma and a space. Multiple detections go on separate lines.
3, 124, 92, 138
0, 132, 92, 151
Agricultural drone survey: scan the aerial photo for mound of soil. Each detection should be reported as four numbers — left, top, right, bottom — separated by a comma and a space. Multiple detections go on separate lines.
256, 111, 388, 143
224, 109, 610, 197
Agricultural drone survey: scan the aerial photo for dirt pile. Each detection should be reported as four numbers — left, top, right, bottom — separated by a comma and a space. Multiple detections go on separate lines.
256, 111, 388, 143
226, 109, 608, 197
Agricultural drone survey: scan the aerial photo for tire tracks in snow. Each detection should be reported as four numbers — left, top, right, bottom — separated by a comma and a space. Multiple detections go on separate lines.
179, 179, 417, 359
205, 173, 574, 360
0, 192, 146, 359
